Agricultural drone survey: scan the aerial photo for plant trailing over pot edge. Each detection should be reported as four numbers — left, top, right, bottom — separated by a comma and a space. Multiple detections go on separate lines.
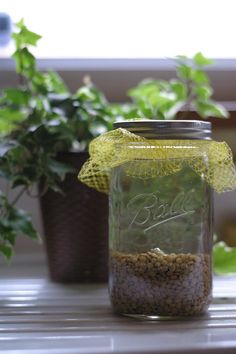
0, 19, 115, 261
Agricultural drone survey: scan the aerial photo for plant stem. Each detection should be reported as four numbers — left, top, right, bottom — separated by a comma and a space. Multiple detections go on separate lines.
11, 186, 27, 206
5, 181, 10, 198
179, 79, 194, 120
19, 74, 24, 86
26, 181, 48, 198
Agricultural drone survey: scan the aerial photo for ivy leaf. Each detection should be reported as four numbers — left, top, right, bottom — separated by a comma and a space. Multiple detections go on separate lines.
12, 209, 39, 240
4, 88, 30, 105
193, 52, 214, 66
0, 244, 13, 261
0, 108, 27, 134
76, 87, 96, 101
0, 121, 16, 135
20, 26, 42, 46
0, 192, 40, 261
0, 192, 39, 241
14, 19, 42, 47
48, 159, 75, 180
0, 107, 26, 122
213, 242, 236, 275
44, 72, 68, 94
0, 21, 117, 262
11, 50, 22, 73
31, 72, 47, 93
12, 48, 35, 75
11, 176, 31, 188
0, 141, 17, 157
15, 18, 25, 29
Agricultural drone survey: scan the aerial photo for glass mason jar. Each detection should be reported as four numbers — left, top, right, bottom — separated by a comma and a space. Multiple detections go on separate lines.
109, 120, 213, 319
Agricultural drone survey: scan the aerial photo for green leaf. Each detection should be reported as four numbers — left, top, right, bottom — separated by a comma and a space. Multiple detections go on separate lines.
76, 86, 96, 101
15, 18, 25, 29
13, 19, 41, 47
0, 244, 13, 261
194, 85, 213, 100
162, 101, 185, 120
176, 65, 193, 80
128, 80, 168, 101
0, 120, 15, 135
195, 100, 229, 119
20, 47, 35, 70
136, 99, 153, 118
128, 80, 177, 116
0, 108, 27, 134
193, 52, 214, 66
11, 50, 21, 72
0, 141, 17, 157
11, 176, 31, 188
108, 103, 139, 120
213, 242, 236, 275
11, 33, 22, 49
12, 209, 39, 240
127, 78, 190, 119
31, 72, 46, 89
12, 48, 36, 75
0, 21, 117, 262
48, 159, 75, 179
0, 192, 39, 261
170, 80, 187, 100
175, 55, 188, 61
3, 88, 30, 105
0, 107, 26, 122
20, 26, 42, 46
192, 70, 209, 84
44, 72, 68, 94
149, 91, 176, 107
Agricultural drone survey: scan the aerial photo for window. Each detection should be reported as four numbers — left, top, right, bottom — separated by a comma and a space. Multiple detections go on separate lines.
0, 1, 236, 252
1, 0, 236, 59
1, 0, 236, 103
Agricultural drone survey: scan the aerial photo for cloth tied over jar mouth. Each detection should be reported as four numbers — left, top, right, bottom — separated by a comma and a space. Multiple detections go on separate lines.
78, 128, 236, 194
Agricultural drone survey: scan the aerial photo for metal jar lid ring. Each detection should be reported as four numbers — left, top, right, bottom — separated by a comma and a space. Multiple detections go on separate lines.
114, 120, 212, 140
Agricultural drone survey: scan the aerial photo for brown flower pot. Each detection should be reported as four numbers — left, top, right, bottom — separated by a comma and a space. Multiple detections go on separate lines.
40, 152, 108, 283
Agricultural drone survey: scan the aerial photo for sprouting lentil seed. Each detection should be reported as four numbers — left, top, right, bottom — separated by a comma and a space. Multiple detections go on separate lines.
109, 250, 212, 316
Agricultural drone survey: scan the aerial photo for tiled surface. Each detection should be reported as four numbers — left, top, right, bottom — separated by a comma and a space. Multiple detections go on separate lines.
0, 258, 236, 353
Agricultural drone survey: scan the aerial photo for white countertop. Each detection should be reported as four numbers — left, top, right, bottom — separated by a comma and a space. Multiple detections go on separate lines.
0, 256, 236, 354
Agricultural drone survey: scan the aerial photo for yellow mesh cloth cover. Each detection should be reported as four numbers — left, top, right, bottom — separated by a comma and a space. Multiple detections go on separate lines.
78, 128, 236, 194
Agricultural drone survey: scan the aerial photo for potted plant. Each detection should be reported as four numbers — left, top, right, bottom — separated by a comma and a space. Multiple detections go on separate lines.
0, 20, 114, 282
0, 20, 229, 282
110, 53, 229, 120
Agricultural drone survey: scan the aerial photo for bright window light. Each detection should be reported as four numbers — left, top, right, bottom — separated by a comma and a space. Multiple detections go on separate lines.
0, 0, 236, 59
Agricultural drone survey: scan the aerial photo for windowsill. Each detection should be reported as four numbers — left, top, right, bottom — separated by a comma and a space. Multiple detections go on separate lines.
0, 254, 236, 353
1, 58, 236, 102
